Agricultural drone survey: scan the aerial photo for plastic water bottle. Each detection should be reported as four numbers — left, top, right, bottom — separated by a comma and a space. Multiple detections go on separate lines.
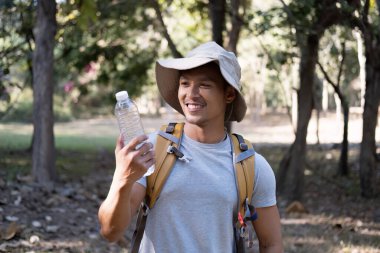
114, 91, 155, 176
115, 91, 145, 147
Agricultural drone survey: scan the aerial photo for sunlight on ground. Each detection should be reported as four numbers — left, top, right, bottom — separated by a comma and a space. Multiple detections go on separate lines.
281, 214, 380, 253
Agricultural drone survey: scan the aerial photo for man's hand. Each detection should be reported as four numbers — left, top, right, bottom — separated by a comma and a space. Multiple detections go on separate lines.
113, 134, 155, 184
98, 135, 152, 242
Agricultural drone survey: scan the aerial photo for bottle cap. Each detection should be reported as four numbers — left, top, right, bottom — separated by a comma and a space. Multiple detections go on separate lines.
115, 91, 129, 101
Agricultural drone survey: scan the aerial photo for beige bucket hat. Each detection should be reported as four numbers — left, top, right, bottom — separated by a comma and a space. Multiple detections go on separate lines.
155, 41, 247, 122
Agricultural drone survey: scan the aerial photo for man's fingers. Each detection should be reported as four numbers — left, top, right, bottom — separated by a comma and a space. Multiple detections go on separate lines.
137, 142, 153, 156
115, 135, 123, 154
125, 135, 148, 151
144, 157, 155, 169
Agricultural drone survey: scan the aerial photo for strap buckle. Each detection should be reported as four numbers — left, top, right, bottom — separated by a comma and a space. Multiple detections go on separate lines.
167, 145, 184, 158
165, 123, 176, 133
142, 202, 150, 216
239, 143, 248, 151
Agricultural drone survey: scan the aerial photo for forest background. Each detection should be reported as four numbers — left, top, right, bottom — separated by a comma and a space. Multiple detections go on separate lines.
0, 0, 379, 252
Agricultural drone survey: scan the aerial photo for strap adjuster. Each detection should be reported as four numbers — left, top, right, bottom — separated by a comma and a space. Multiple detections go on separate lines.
141, 202, 150, 216
167, 145, 184, 158
239, 143, 248, 151
165, 123, 176, 133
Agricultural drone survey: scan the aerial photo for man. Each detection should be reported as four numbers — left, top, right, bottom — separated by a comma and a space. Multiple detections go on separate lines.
98, 42, 283, 252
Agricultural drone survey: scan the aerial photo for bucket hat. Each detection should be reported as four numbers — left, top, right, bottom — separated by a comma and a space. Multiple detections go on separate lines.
155, 41, 247, 122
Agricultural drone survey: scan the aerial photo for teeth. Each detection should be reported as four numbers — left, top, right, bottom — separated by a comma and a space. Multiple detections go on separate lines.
188, 104, 202, 109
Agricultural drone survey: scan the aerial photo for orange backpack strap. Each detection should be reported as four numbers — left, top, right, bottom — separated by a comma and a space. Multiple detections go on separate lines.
230, 133, 256, 230
146, 122, 185, 209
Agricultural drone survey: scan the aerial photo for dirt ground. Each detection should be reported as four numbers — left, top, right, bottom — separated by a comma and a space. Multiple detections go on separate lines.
1, 112, 379, 253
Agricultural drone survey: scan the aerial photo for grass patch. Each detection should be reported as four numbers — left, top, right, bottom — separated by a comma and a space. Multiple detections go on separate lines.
0, 132, 115, 151
0, 131, 116, 181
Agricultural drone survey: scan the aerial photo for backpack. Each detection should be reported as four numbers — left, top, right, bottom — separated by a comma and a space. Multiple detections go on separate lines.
131, 122, 257, 253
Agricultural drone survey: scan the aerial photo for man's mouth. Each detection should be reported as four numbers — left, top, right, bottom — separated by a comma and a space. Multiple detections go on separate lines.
185, 103, 205, 111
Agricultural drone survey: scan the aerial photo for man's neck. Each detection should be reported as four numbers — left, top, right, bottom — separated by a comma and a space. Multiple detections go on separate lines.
183, 122, 226, 144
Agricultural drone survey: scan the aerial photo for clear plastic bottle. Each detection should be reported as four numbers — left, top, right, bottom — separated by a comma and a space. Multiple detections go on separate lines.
115, 91, 145, 147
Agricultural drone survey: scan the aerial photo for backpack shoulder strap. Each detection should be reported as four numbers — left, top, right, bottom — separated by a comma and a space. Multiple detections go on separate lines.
146, 122, 185, 209
131, 122, 184, 253
230, 133, 256, 222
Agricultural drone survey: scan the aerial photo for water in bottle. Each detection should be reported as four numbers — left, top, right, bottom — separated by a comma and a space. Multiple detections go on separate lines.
115, 91, 145, 147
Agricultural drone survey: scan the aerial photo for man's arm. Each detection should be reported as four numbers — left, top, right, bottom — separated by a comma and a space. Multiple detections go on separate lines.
252, 205, 283, 253
98, 135, 154, 242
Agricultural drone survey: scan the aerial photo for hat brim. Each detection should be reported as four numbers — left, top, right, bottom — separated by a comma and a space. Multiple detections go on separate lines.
156, 58, 247, 122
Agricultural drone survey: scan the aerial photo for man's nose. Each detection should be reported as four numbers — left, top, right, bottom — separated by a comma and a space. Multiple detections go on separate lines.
188, 84, 200, 98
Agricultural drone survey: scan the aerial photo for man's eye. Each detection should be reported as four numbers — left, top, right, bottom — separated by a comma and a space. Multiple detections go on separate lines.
200, 83, 212, 88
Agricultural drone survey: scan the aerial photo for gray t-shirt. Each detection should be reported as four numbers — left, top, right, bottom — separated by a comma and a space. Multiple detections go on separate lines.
136, 131, 276, 253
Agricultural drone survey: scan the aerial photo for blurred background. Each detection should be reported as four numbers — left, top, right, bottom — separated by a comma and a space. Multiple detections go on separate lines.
0, 0, 379, 252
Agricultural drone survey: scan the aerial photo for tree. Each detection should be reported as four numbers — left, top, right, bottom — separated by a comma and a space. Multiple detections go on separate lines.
352, 0, 380, 197
276, 0, 357, 201
32, 0, 57, 186
0, 0, 35, 121
317, 40, 350, 176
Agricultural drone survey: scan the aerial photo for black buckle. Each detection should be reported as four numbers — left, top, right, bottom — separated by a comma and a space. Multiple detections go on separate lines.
234, 134, 248, 151
239, 143, 248, 151
166, 123, 176, 133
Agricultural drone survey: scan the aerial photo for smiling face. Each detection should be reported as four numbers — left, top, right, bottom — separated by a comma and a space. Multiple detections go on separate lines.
178, 63, 236, 128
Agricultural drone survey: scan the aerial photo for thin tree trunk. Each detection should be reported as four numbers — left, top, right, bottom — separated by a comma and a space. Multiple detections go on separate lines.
360, 58, 380, 197
339, 103, 349, 176
32, 0, 57, 187
227, 0, 243, 53
277, 34, 319, 201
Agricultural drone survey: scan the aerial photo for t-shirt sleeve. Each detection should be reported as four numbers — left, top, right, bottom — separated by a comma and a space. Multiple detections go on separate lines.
136, 131, 158, 188
251, 153, 277, 208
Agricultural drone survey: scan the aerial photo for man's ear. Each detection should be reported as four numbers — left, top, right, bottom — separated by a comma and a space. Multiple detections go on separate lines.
225, 86, 236, 104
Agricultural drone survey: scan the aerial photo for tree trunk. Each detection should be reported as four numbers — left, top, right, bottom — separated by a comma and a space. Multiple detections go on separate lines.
360, 50, 380, 197
339, 101, 349, 176
227, 0, 243, 53
277, 34, 319, 201
32, 0, 57, 187
208, 0, 226, 46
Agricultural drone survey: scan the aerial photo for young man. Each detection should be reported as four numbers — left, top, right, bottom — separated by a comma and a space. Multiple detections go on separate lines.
98, 42, 283, 252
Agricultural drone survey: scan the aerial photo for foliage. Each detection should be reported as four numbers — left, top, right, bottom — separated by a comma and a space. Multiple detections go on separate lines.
0, 0, 34, 120
54, 0, 161, 112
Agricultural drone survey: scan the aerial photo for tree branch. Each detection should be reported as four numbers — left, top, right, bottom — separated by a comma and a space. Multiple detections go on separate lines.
336, 41, 346, 87
278, 0, 298, 25
317, 61, 342, 99
150, 0, 183, 58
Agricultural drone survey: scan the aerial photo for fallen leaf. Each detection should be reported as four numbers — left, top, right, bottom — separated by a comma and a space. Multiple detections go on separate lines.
4, 222, 19, 240
285, 201, 308, 214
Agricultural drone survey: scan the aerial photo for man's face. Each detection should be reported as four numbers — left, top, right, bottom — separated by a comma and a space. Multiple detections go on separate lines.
178, 63, 235, 127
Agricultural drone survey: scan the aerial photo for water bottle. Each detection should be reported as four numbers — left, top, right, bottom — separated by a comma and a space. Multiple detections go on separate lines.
115, 91, 145, 147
